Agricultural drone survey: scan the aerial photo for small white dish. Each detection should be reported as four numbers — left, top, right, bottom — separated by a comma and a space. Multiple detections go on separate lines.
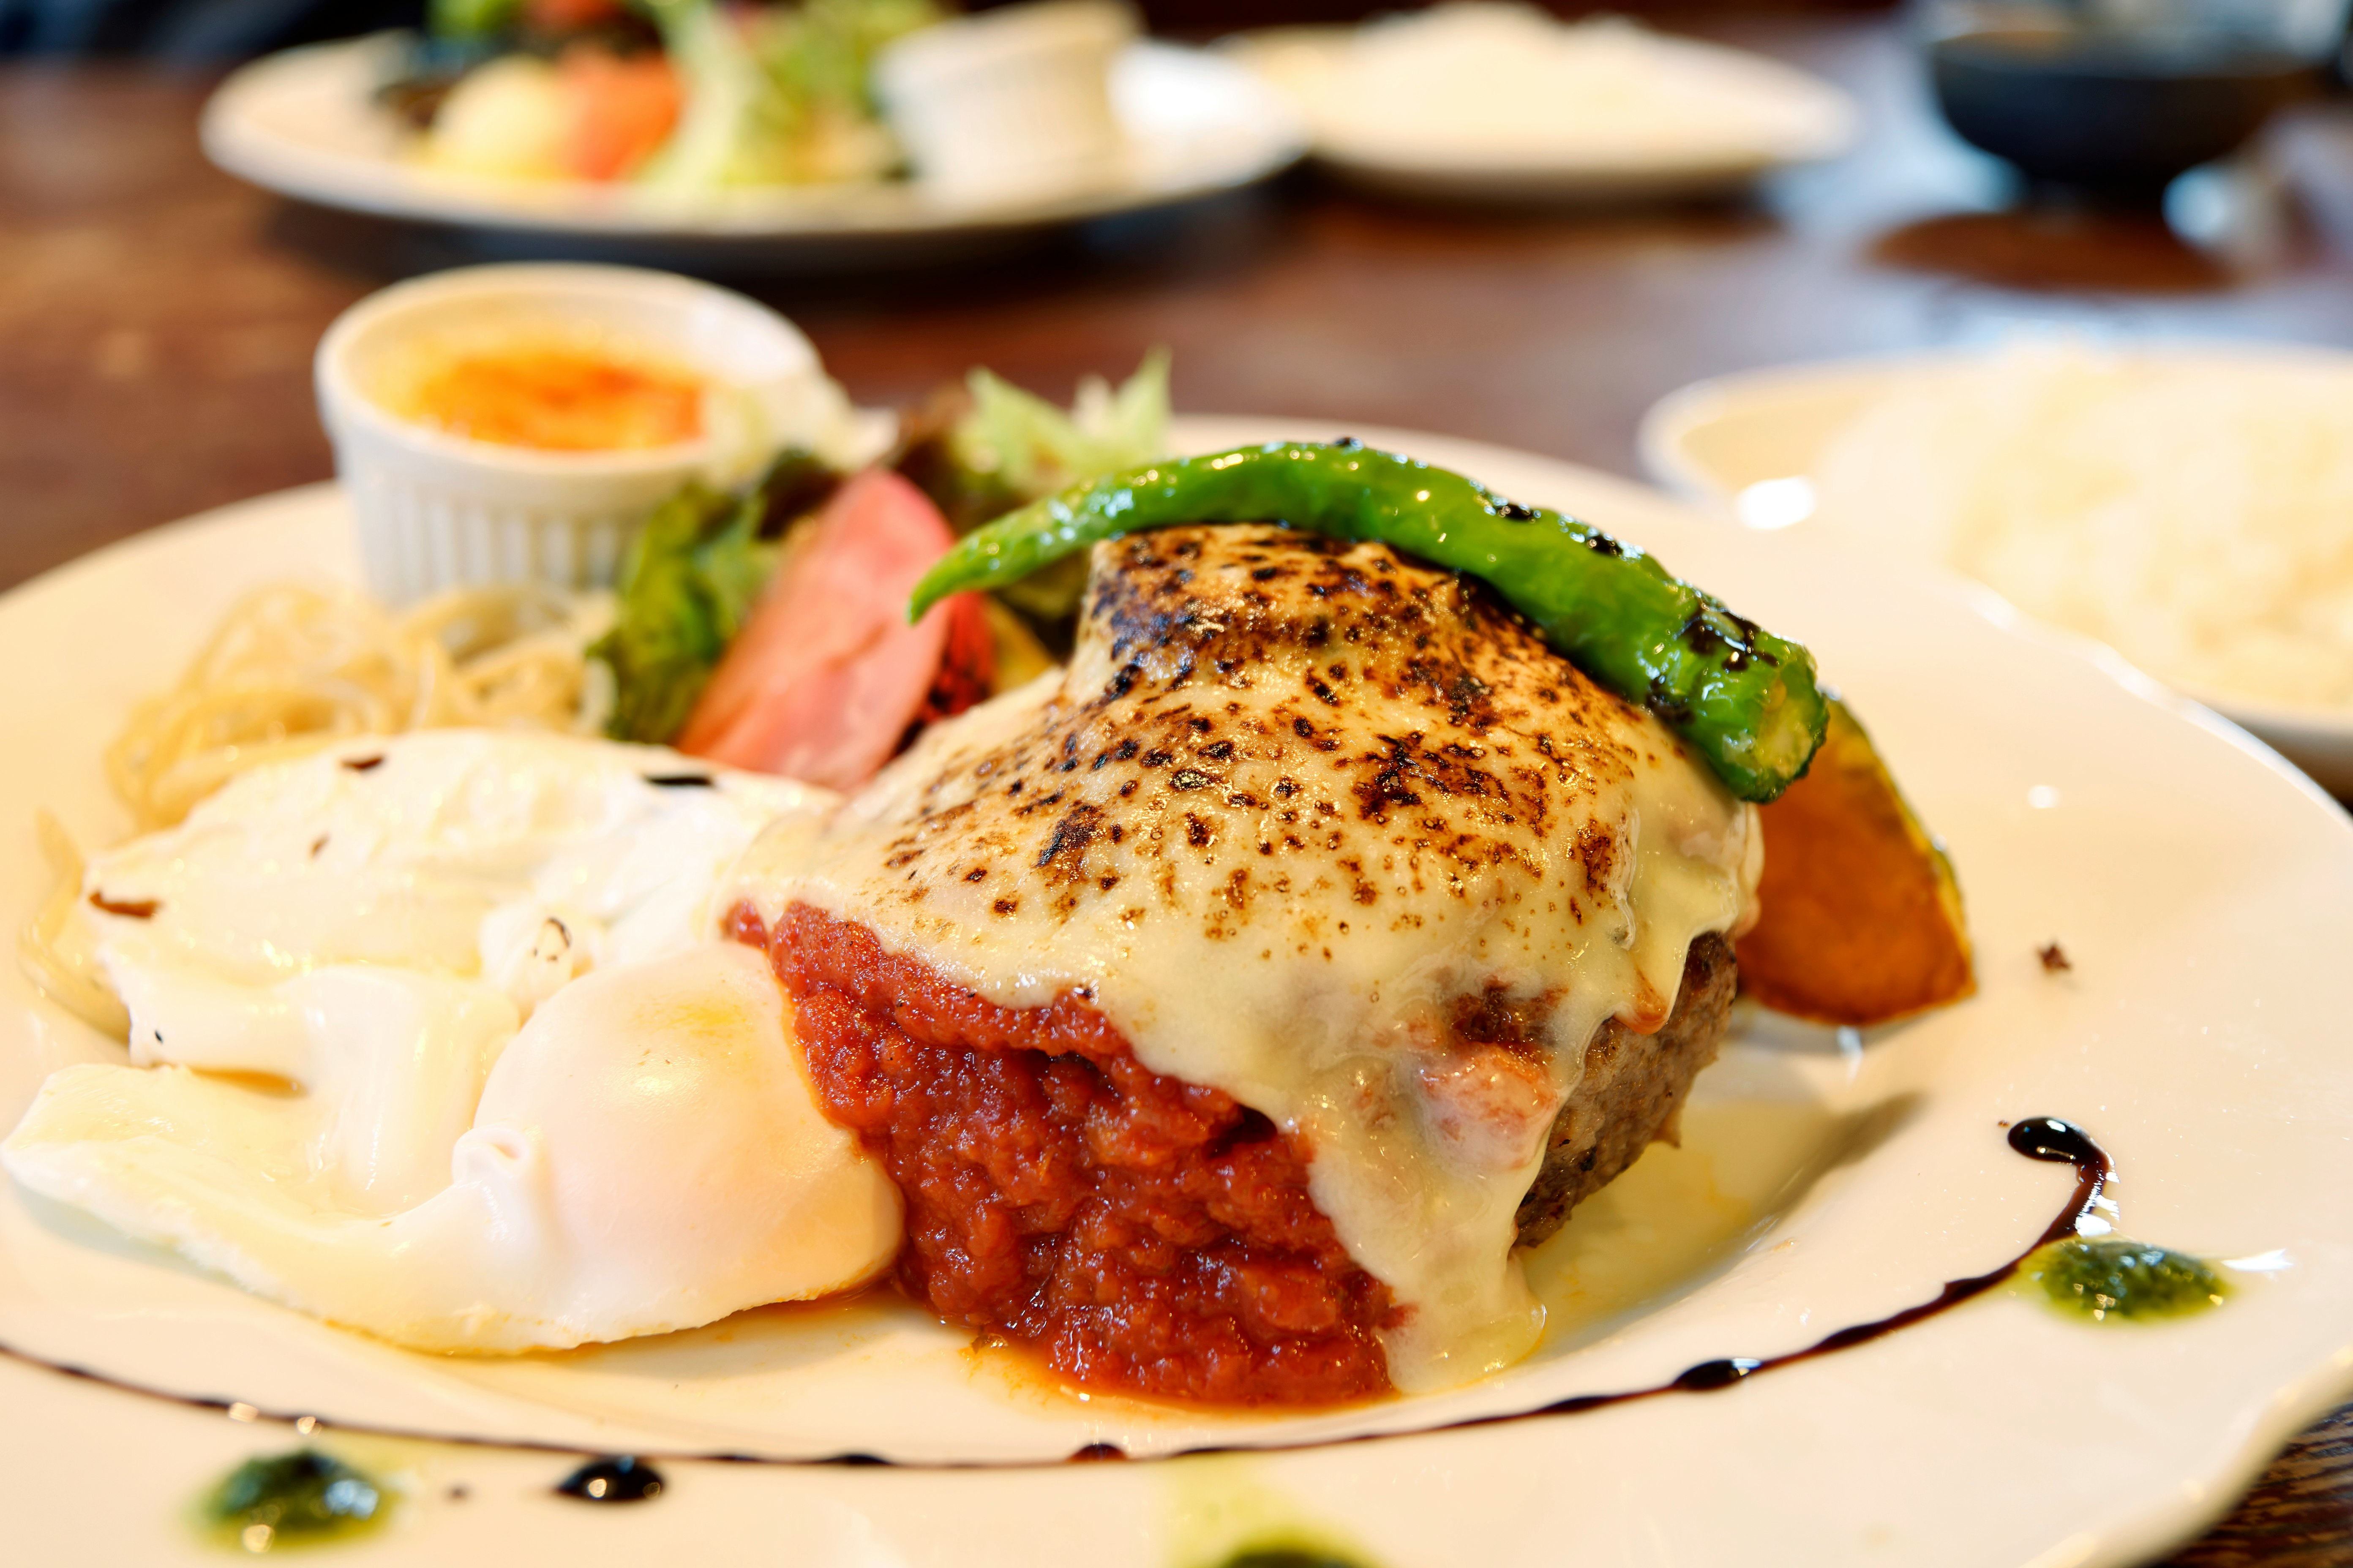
315, 261, 852, 605
7, 420, 2353, 1563
1224, 8, 1854, 202
1639, 345, 2353, 798
876, 0, 1139, 202
202, 33, 1304, 267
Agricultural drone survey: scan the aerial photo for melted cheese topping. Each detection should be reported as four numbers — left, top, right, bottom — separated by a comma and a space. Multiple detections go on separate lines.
730, 528, 1760, 1391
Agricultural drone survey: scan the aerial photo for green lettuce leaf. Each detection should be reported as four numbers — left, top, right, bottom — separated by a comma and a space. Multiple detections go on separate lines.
594, 447, 841, 744
953, 346, 1172, 504
592, 481, 776, 745
947, 348, 1172, 620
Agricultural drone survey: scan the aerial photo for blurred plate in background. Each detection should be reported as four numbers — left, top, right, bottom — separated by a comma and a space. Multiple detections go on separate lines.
1640, 345, 2353, 798
1224, 9, 1854, 202
201, 31, 1304, 267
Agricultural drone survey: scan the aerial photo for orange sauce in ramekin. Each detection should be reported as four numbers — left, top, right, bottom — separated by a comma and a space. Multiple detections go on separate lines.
404, 347, 704, 451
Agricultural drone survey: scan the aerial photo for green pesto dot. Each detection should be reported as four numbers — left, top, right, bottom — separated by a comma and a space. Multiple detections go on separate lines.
200, 1449, 383, 1553
1218, 1552, 1373, 1568
2026, 1236, 2230, 1322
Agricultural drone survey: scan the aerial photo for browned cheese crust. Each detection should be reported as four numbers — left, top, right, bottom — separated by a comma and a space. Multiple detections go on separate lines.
864, 524, 1687, 940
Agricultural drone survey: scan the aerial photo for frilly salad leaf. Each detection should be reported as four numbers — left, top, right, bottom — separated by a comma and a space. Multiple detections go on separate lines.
762, 0, 941, 109
636, 0, 938, 189
634, 0, 794, 187
592, 450, 838, 744
955, 347, 1173, 502
925, 349, 1173, 620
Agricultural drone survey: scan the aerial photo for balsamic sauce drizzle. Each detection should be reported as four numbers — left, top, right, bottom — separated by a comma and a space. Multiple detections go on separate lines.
556, 1456, 665, 1503
0, 1118, 2112, 1473
1440, 1117, 2110, 1428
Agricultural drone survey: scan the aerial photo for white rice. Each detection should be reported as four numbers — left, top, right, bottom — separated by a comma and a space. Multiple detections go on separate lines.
1809, 343, 2353, 710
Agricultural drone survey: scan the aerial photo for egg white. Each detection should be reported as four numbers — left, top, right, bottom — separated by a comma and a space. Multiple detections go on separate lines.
3, 731, 904, 1352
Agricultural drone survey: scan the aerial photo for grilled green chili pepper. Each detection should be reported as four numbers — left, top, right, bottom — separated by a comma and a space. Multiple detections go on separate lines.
907, 439, 1827, 802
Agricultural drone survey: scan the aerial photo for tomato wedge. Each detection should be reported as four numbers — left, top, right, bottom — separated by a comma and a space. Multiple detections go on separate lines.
557, 46, 682, 182
677, 469, 990, 790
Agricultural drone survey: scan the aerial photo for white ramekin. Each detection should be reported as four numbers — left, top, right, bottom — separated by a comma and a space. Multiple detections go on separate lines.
875, 0, 1138, 203
316, 263, 853, 606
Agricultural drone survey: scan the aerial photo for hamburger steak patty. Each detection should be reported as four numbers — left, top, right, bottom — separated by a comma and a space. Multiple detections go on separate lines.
736, 523, 1758, 1399
738, 905, 1733, 1403
1514, 930, 1737, 1246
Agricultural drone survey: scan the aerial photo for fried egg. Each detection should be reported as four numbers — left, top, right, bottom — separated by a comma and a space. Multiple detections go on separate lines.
3, 731, 901, 1351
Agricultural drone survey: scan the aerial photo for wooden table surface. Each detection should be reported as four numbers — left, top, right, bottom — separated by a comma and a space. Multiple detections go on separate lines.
5, 14, 2353, 1564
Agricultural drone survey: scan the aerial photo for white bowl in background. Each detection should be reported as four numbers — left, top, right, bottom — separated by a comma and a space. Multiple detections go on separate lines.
1222, 12, 1854, 203
1638, 345, 2353, 800
875, 1, 1140, 202
315, 262, 854, 605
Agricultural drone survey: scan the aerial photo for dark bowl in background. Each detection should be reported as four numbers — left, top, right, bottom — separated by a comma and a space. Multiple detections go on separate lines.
1927, 23, 2326, 192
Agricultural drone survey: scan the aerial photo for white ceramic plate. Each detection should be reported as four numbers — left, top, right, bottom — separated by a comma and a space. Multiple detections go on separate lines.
1221, 23, 1853, 202
200, 34, 1305, 266
8, 416, 2353, 1565
1638, 346, 2353, 799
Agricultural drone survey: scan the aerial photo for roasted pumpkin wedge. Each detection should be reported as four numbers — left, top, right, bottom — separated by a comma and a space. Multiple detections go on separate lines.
1735, 700, 1974, 1026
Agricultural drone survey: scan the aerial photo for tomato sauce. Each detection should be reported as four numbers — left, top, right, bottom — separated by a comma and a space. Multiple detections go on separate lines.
404, 346, 702, 451
733, 901, 1397, 1407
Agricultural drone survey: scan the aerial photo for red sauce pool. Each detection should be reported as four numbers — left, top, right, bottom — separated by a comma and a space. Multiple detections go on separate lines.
732, 901, 1396, 1407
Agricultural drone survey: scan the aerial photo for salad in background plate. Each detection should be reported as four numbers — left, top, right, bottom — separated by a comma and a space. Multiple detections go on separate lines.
390, 0, 935, 187
383, 0, 1136, 195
